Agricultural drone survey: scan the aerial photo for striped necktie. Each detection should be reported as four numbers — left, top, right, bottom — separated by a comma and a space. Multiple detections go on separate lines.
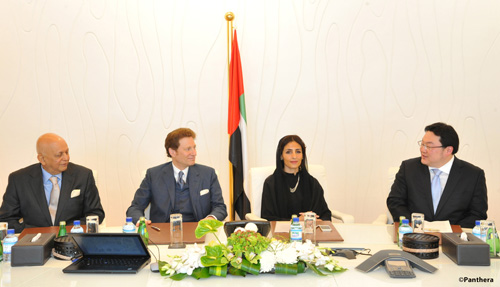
178, 171, 184, 188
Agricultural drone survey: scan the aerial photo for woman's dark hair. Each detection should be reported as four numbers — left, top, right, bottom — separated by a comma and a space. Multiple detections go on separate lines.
275, 135, 308, 171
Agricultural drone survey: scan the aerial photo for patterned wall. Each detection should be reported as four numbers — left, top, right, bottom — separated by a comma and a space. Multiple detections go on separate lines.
1, 0, 499, 226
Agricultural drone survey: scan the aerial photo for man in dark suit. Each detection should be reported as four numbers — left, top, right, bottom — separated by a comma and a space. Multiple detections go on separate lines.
387, 122, 487, 228
0, 133, 105, 233
126, 128, 227, 223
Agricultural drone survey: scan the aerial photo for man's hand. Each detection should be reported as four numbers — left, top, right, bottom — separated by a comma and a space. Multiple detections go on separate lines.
136, 219, 152, 227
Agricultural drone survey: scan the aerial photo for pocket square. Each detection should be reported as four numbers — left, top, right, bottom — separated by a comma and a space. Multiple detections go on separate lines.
200, 189, 209, 196
71, 189, 81, 198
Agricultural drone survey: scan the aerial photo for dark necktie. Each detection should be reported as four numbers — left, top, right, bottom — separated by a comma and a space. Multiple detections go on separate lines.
178, 171, 184, 188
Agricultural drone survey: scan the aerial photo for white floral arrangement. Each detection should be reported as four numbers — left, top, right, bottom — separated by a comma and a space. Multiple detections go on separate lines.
159, 220, 346, 280
260, 240, 343, 273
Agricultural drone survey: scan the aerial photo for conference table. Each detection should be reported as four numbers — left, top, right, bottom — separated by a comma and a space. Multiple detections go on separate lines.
1, 223, 499, 287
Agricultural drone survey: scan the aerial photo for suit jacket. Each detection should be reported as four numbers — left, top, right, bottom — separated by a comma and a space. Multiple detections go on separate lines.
387, 157, 487, 228
0, 163, 105, 233
126, 162, 227, 223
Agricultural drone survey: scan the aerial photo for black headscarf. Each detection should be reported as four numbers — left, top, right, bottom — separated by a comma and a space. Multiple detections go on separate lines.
263, 135, 331, 220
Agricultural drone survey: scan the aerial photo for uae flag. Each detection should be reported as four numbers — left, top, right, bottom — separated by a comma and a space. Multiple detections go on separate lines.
228, 30, 251, 220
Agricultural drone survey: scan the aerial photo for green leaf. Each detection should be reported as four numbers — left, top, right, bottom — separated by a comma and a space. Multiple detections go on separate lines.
239, 258, 260, 275
195, 219, 224, 238
205, 244, 224, 257
208, 265, 228, 277
297, 261, 306, 274
170, 273, 188, 281
321, 266, 348, 273
228, 266, 247, 277
245, 253, 260, 265
191, 267, 211, 279
201, 256, 229, 267
275, 263, 298, 275
158, 260, 170, 277
305, 261, 327, 276
247, 235, 257, 245
201, 245, 229, 267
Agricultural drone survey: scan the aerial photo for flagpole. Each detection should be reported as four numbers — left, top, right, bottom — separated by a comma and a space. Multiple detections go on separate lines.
225, 12, 235, 221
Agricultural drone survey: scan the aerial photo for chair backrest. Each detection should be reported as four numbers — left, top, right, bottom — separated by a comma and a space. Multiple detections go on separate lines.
385, 166, 400, 224
248, 164, 328, 217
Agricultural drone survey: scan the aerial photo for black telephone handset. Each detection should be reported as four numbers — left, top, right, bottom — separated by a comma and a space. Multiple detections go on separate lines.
356, 250, 437, 278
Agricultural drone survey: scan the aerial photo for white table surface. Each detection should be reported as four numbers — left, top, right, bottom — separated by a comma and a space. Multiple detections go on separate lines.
1, 223, 499, 287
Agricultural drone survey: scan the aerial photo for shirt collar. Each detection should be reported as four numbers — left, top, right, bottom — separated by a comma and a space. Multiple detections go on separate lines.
172, 163, 189, 180
428, 155, 454, 174
41, 165, 62, 183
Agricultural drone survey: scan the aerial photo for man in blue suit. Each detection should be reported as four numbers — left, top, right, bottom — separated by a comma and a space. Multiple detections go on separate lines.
387, 122, 487, 228
126, 128, 227, 223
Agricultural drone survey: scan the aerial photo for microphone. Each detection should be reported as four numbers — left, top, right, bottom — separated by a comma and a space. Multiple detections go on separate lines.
148, 237, 161, 273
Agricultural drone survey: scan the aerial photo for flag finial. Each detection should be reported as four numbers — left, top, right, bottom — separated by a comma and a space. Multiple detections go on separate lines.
225, 12, 234, 22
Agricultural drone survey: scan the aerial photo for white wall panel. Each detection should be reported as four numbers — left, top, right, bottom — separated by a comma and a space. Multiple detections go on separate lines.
0, 0, 498, 226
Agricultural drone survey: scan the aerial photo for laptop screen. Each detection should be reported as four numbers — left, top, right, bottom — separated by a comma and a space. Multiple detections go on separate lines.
71, 233, 148, 256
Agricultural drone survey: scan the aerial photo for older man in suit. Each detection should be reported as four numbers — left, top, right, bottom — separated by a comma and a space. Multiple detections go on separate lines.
0, 133, 105, 233
387, 122, 487, 228
126, 128, 227, 223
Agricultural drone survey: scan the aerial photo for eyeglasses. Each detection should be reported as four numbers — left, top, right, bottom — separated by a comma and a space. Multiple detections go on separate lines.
418, 141, 444, 150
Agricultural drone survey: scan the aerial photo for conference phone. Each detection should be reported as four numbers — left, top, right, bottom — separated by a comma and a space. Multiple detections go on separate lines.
356, 249, 437, 278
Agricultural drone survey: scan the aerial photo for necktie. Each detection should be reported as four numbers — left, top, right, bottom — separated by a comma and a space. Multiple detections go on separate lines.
431, 169, 442, 213
48, 176, 60, 224
178, 171, 184, 188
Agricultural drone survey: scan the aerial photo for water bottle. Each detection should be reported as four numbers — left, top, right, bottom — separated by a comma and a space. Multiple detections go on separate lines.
472, 220, 481, 239
58, 221, 67, 237
123, 217, 136, 233
137, 217, 149, 247
3, 229, 18, 262
70, 220, 84, 233
0, 235, 3, 262
398, 219, 413, 248
290, 216, 303, 243
397, 216, 405, 243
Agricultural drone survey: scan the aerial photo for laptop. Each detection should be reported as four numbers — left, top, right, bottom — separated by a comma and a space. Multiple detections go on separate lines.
63, 233, 151, 274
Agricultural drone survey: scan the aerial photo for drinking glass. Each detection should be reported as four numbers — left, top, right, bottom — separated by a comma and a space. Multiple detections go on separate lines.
86, 215, 99, 233
411, 213, 425, 233
170, 213, 185, 248
303, 212, 316, 244
480, 220, 491, 242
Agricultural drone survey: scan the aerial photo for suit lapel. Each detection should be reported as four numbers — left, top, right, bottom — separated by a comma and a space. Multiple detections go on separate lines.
56, 164, 75, 224
417, 164, 435, 217
165, 163, 176, 221
435, 158, 462, 216
28, 165, 52, 225
188, 165, 201, 220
